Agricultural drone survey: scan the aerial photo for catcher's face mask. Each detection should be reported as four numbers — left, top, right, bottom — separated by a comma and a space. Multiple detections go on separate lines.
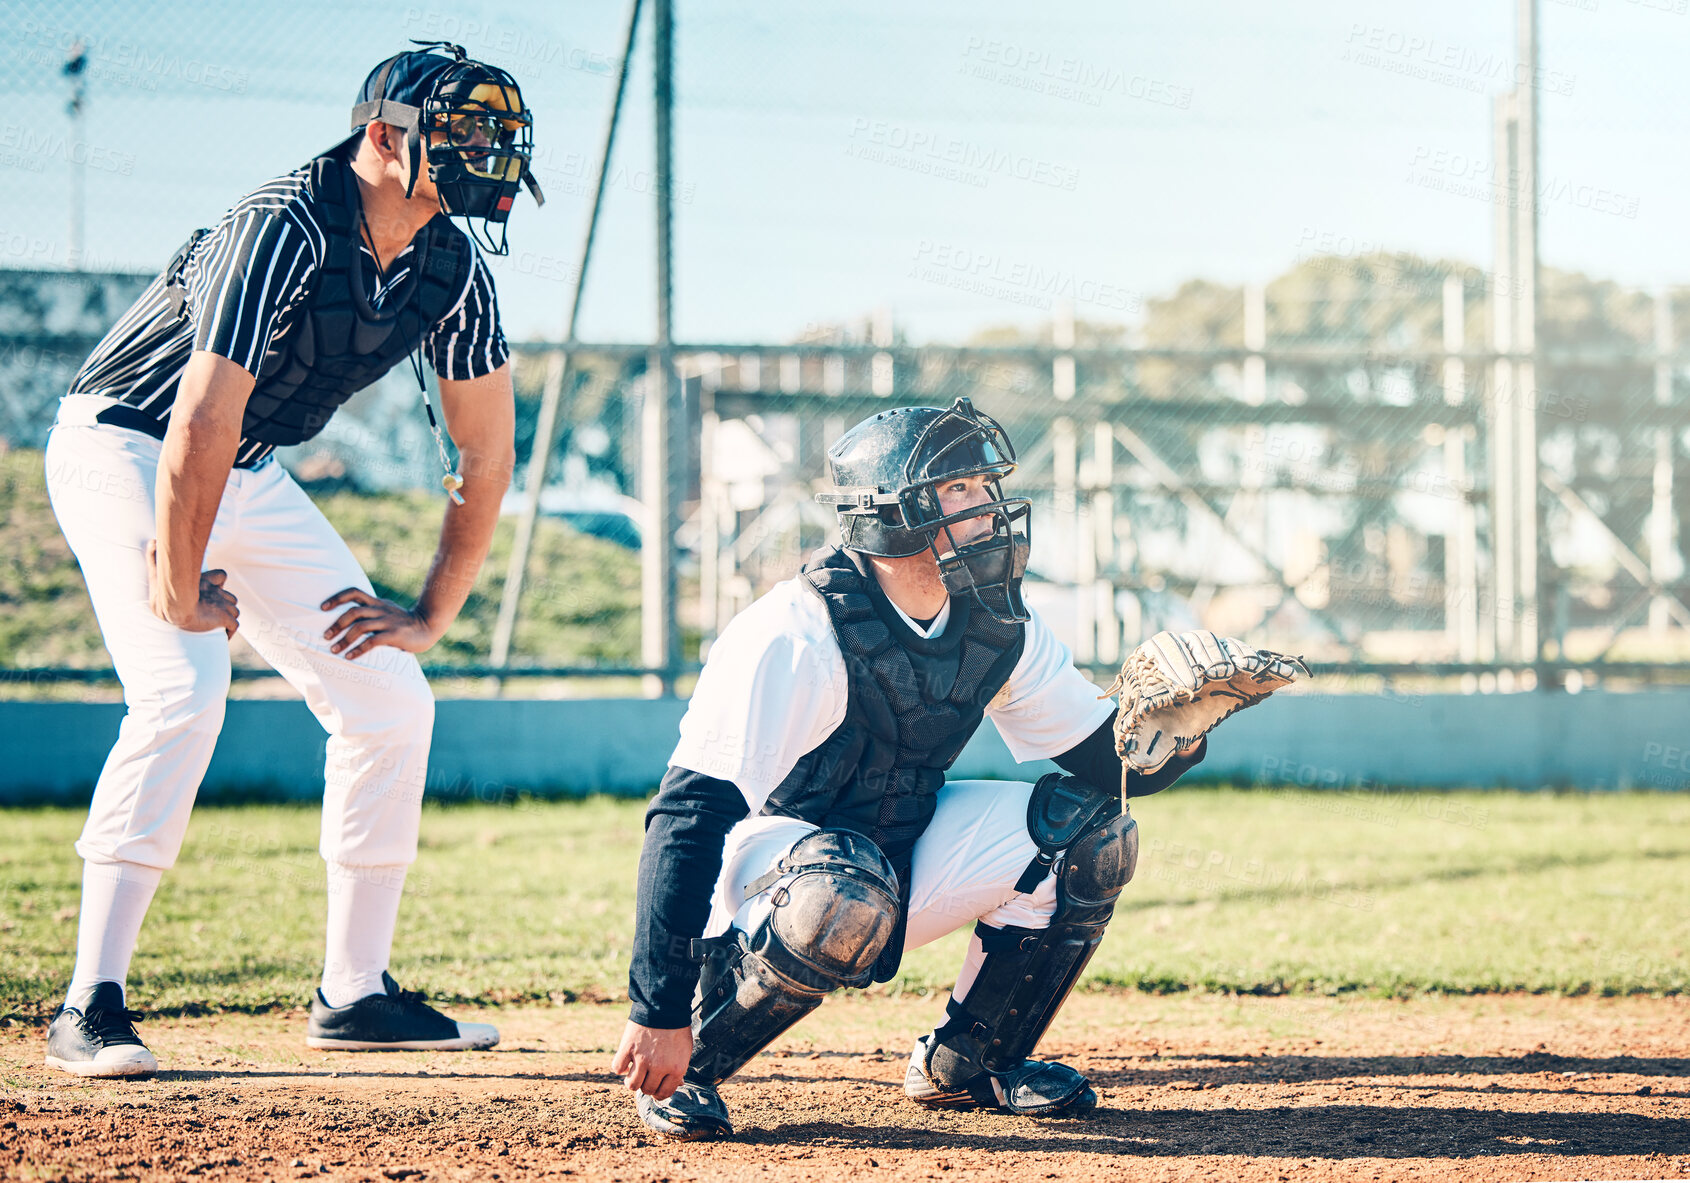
819, 398, 1032, 624
350, 41, 544, 255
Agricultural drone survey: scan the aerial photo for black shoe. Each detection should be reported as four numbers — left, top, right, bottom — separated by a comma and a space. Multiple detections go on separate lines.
45, 982, 158, 1078
905, 1035, 1096, 1116
306, 972, 499, 1051
636, 1080, 734, 1140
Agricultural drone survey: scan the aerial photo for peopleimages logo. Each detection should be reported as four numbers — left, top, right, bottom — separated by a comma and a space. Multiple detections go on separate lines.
19, 21, 249, 93
1342, 23, 1577, 96
0, 125, 135, 176
402, 8, 619, 75
846, 118, 1079, 192
910, 241, 1141, 313
527, 142, 698, 205
1406, 147, 1640, 220
958, 37, 1194, 110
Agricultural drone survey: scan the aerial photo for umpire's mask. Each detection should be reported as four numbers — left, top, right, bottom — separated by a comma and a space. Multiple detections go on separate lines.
817, 398, 1032, 624
347, 40, 544, 254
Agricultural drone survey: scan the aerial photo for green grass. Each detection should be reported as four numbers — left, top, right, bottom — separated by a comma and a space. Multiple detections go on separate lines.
0, 448, 645, 681
1, 787, 1685, 1019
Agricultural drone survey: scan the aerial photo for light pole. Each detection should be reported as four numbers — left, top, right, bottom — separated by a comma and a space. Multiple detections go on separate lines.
63, 39, 87, 270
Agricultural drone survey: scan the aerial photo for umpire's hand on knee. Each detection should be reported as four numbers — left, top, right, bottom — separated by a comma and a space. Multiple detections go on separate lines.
145, 541, 239, 638
320, 588, 440, 661
611, 1020, 692, 1100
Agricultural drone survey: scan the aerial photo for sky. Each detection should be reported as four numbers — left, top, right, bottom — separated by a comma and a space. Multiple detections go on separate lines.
0, 0, 1684, 346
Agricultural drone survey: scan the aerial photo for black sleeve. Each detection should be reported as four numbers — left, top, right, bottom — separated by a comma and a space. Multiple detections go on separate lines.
626, 765, 751, 1029
1051, 709, 1207, 799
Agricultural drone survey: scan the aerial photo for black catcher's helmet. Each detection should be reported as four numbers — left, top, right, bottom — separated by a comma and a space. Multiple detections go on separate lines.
349, 41, 544, 254
817, 398, 1032, 623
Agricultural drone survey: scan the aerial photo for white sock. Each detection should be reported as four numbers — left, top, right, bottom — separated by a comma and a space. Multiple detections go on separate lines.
319, 861, 407, 1009
65, 859, 164, 1011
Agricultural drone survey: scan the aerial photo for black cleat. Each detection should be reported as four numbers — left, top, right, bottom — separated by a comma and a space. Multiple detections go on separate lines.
45, 982, 158, 1078
905, 1034, 1097, 1116
636, 1080, 734, 1140
306, 972, 499, 1051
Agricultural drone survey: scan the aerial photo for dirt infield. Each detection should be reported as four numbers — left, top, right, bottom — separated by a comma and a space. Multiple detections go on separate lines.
3, 992, 1687, 1183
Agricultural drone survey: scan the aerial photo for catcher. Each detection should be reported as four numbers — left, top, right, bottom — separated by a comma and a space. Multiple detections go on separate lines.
611, 397, 1304, 1138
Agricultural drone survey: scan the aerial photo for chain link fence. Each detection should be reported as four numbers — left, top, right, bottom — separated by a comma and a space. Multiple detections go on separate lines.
1, 3, 1685, 694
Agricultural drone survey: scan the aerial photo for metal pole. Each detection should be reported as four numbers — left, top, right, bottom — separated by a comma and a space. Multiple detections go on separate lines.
642, 0, 678, 697
1237, 282, 1268, 624
698, 382, 720, 649
1242, 283, 1266, 405
1488, 91, 1518, 671
1075, 426, 1096, 665
1650, 289, 1677, 634
1514, 0, 1541, 670
871, 306, 895, 395
63, 41, 87, 269
1051, 301, 1080, 652
489, 0, 645, 673
489, 349, 561, 672
1092, 420, 1118, 664
1443, 275, 1479, 681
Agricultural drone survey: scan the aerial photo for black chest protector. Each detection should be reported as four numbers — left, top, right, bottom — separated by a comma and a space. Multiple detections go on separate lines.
169, 151, 473, 449
761, 546, 1025, 976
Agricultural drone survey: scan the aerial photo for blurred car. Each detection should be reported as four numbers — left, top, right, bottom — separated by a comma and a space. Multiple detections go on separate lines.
499, 484, 644, 549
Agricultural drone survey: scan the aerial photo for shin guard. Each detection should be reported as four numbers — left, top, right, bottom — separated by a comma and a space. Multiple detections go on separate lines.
922, 774, 1138, 1090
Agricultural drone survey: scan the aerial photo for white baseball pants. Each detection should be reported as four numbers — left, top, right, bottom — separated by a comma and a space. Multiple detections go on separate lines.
45, 409, 434, 872
706, 778, 1063, 998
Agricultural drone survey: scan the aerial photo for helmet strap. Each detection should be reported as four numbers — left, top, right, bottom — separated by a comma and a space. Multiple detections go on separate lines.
404, 122, 422, 199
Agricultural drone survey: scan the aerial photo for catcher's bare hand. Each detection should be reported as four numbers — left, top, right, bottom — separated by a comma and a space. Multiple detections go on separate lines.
611, 1020, 693, 1101
321, 588, 438, 660
145, 540, 239, 638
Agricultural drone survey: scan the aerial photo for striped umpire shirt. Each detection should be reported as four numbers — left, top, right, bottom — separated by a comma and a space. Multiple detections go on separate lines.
68, 155, 508, 468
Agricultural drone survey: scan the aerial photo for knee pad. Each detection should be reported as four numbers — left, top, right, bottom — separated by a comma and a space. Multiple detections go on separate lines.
688, 829, 899, 1085
1017, 772, 1133, 893
756, 829, 900, 988
1061, 806, 1139, 913
1026, 772, 1136, 930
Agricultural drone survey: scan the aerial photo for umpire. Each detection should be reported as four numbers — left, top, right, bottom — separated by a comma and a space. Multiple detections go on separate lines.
41, 41, 542, 1077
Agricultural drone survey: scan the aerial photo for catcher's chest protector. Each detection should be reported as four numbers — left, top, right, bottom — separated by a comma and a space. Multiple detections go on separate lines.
761, 546, 1025, 973
173, 152, 472, 449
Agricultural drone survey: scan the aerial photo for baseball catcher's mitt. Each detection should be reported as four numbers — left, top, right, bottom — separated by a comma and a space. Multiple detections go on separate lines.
1103, 630, 1307, 774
